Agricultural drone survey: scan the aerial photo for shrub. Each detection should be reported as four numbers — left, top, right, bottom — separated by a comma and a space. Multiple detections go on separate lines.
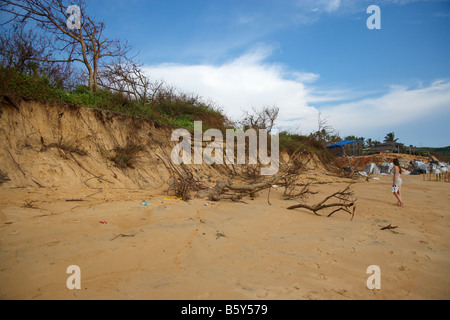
0, 65, 230, 132
109, 144, 144, 169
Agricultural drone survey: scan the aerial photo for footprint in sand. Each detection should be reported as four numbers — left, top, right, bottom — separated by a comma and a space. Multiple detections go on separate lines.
236, 281, 269, 298
315, 274, 327, 280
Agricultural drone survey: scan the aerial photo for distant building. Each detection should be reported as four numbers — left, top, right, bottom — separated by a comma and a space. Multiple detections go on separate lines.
327, 140, 363, 157
370, 142, 404, 153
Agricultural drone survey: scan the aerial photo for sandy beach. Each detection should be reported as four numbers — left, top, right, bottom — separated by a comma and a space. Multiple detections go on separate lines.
1, 0, 450, 304
1, 173, 449, 300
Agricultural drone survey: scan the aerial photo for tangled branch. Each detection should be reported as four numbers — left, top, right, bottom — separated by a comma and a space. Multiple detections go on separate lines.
156, 148, 207, 201
287, 184, 356, 220
196, 171, 293, 202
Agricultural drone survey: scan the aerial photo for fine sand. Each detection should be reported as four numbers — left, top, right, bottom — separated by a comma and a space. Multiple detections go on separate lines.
0, 174, 449, 300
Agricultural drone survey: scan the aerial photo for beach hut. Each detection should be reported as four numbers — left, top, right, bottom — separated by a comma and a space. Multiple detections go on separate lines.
327, 140, 363, 157
370, 142, 405, 153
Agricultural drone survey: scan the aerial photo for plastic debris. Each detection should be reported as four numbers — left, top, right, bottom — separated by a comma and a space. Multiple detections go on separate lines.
216, 231, 226, 239
163, 196, 182, 201
99, 221, 107, 224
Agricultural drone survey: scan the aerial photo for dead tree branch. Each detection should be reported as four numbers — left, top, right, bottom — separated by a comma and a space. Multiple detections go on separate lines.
196, 170, 296, 201
287, 184, 356, 219
156, 148, 207, 201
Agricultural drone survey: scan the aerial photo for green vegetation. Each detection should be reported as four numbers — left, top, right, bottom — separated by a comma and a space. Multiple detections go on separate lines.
279, 132, 325, 155
110, 144, 145, 169
279, 131, 336, 166
0, 65, 228, 132
415, 146, 450, 161
418, 146, 450, 157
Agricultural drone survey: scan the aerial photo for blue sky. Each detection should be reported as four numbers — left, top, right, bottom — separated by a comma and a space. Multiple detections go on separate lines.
89, 1, 448, 146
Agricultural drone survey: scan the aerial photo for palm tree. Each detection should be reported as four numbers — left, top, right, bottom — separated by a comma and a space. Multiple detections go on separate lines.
384, 132, 399, 153
384, 132, 398, 143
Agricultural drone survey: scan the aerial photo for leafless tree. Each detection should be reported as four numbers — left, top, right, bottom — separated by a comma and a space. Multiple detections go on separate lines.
98, 57, 165, 104
240, 105, 280, 133
0, 0, 131, 92
312, 112, 340, 143
0, 23, 49, 72
0, 23, 78, 88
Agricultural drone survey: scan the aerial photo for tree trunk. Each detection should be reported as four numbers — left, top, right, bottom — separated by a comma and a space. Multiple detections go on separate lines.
88, 68, 94, 93
93, 54, 99, 93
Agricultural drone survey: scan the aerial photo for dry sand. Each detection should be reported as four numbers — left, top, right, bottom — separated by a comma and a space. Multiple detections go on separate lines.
0, 174, 449, 300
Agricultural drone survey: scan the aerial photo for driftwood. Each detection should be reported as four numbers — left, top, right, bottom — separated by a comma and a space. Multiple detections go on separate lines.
195, 152, 313, 202
160, 133, 358, 219
287, 184, 356, 220
380, 224, 398, 230
196, 171, 295, 201
156, 149, 207, 201
283, 181, 318, 200
110, 232, 136, 241
380, 224, 399, 233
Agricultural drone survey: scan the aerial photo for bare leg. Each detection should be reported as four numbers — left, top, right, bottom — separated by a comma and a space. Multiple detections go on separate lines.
393, 192, 401, 205
396, 188, 404, 206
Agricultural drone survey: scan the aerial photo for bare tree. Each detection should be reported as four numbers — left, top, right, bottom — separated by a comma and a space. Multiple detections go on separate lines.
0, 23, 48, 73
240, 105, 280, 133
0, 23, 78, 88
0, 0, 130, 92
312, 112, 340, 144
98, 57, 165, 104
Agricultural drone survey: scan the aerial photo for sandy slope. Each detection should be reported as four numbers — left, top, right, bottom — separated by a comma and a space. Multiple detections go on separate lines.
1, 174, 449, 300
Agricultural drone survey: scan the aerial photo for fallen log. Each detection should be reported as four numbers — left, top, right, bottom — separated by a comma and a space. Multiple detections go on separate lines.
196, 171, 294, 201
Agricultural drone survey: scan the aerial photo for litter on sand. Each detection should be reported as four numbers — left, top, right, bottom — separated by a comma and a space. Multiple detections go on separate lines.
216, 231, 226, 240
163, 196, 183, 201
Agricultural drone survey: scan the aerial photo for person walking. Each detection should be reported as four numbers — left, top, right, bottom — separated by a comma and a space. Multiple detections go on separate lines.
392, 158, 404, 206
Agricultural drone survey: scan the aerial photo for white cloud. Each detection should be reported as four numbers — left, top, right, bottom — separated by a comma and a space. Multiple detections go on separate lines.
295, 0, 341, 12
144, 46, 320, 132
321, 79, 450, 140
144, 47, 450, 145
324, 0, 342, 13
291, 0, 344, 25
